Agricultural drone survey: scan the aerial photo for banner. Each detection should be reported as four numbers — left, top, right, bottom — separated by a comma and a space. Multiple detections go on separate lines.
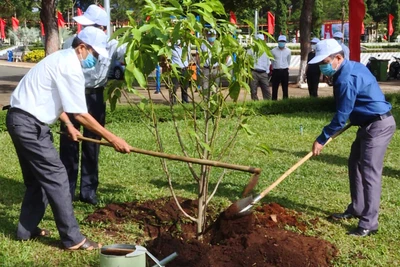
0, 18, 5, 39
267, 12, 274, 35
229, 11, 237, 25
40, 21, 45, 36
57, 11, 66, 28
388, 14, 394, 36
77, 8, 83, 33
12, 17, 19, 31
349, 0, 365, 62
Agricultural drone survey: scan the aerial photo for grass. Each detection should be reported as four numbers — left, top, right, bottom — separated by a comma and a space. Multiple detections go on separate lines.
0, 110, 399, 266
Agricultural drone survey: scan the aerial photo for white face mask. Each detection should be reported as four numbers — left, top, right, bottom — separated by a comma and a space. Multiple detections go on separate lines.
311, 44, 316, 50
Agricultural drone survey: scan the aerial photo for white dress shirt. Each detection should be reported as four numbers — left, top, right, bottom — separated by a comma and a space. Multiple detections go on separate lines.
200, 42, 218, 68
171, 44, 189, 68
248, 49, 271, 73
271, 47, 291, 69
10, 49, 87, 124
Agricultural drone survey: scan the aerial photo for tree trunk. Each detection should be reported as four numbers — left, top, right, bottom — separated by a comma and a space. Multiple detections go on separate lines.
297, 0, 315, 84
41, 0, 59, 55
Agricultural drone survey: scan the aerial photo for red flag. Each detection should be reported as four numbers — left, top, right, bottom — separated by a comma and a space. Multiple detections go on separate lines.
229, 11, 237, 25
57, 11, 65, 28
324, 24, 332, 39
361, 22, 365, 34
349, 0, 365, 62
40, 21, 45, 36
12, 17, 19, 31
267, 12, 275, 35
77, 8, 83, 33
388, 14, 394, 36
0, 18, 5, 39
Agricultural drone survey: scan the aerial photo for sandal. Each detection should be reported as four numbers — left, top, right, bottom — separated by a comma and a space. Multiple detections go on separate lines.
67, 238, 102, 251
18, 228, 51, 241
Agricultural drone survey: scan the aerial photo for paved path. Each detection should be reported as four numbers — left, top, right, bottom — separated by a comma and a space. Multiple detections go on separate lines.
0, 59, 400, 108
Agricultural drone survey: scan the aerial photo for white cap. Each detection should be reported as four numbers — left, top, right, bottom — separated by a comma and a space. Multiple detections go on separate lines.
311, 37, 320, 44
333, 32, 343, 39
278, 35, 287, 42
73, 5, 109, 26
308, 39, 343, 64
255, 33, 265, 40
77, 26, 108, 58
207, 29, 216, 35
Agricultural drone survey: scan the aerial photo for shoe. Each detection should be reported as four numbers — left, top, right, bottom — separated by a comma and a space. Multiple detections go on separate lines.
66, 238, 102, 251
79, 195, 98, 205
347, 227, 378, 237
330, 213, 356, 220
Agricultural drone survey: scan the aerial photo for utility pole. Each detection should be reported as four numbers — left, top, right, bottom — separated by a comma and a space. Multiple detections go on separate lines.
104, 0, 111, 38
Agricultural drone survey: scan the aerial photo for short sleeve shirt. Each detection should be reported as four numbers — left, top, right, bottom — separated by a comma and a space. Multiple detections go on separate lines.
10, 48, 87, 124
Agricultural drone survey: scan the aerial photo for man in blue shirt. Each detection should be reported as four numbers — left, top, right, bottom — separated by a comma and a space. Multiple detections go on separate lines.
309, 39, 396, 237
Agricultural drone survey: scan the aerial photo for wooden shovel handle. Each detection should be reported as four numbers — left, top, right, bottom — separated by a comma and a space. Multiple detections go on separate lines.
58, 132, 261, 174
258, 123, 352, 199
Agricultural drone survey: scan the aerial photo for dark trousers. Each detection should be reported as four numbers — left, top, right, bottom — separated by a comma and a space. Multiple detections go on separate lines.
59, 90, 106, 200
345, 116, 396, 230
6, 108, 85, 248
170, 68, 189, 104
307, 74, 319, 97
272, 68, 289, 100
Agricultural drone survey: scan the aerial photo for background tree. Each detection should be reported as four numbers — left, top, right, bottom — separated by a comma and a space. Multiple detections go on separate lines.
312, 0, 323, 38
274, 0, 289, 39
41, 0, 59, 55
298, 0, 314, 83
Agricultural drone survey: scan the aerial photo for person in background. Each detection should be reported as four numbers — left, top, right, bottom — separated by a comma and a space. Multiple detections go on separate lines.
248, 33, 271, 100
306, 37, 321, 97
271, 35, 291, 100
200, 29, 220, 92
333, 32, 350, 60
309, 39, 396, 237
6, 27, 131, 250
169, 40, 190, 104
60, 4, 126, 205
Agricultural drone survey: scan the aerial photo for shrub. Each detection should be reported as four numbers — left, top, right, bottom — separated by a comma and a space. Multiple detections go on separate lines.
23, 50, 45, 63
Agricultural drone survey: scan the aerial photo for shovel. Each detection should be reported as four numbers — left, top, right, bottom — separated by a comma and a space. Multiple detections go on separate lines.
58, 133, 262, 179
226, 123, 352, 218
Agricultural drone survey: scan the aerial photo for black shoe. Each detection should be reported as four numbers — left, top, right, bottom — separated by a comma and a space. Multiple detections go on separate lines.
330, 213, 356, 220
347, 227, 378, 237
79, 196, 98, 205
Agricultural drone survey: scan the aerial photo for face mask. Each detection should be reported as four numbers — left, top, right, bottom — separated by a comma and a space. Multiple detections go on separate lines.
81, 52, 97, 69
311, 44, 316, 50
278, 42, 285, 48
207, 37, 216, 43
319, 63, 336, 76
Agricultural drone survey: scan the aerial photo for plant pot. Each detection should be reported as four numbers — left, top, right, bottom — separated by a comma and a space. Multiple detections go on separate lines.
100, 244, 146, 267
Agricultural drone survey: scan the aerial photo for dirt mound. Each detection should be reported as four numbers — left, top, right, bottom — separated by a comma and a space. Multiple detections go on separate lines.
87, 197, 337, 266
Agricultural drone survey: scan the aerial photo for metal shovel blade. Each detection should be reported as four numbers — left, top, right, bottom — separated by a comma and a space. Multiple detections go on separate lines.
224, 195, 258, 219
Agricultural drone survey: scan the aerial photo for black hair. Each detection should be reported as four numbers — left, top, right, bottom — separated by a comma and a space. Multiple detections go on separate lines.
71, 36, 84, 48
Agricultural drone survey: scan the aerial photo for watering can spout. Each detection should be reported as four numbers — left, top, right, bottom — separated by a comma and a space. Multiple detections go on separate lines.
126, 245, 178, 267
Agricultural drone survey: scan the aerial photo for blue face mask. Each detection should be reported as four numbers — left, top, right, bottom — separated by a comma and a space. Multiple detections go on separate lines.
81, 52, 97, 69
207, 37, 216, 43
278, 42, 285, 48
319, 63, 336, 76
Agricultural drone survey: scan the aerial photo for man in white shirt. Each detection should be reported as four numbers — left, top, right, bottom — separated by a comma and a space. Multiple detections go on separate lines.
6, 27, 131, 250
271, 35, 291, 100
248, 34, 271, 100
200, 29, 220, 92
169, 40, 190, 104
333, 32, 350, 59
60, 5, 125, 206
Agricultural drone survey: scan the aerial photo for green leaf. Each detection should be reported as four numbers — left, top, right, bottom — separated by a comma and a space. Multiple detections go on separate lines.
192, 3, 213, 13
132, 67, 147, 88
229, 81, 241, 101
110, 27, 130, 40
256, 144, 272, 155
240, 123, 255, 136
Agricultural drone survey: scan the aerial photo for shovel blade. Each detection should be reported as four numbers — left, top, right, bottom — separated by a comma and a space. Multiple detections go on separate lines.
224, 195, 255, 219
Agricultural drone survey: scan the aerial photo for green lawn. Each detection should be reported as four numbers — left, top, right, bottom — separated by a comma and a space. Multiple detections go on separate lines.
0, 111, 399, 266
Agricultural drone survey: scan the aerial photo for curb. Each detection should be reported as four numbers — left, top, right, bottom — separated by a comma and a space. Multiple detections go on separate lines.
0, 60, 35, 69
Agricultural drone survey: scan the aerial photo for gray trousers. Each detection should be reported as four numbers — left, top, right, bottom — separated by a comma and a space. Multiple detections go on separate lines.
6, 109, 85, 248
250, 70, 271, 100
345, 116, 396, 230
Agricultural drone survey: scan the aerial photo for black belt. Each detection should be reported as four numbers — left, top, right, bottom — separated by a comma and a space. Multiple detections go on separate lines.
85, 86, 105, 95
360, 111, 392, 127
204, 66, 218, 69
274, 68, 289, 71
252, 69, 267, 73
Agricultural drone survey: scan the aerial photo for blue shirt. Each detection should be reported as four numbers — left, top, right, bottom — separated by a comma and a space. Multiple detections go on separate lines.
317, 60, 392, 144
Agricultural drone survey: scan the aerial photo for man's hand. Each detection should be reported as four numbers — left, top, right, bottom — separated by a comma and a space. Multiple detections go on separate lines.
110, 136, 131, 154
66, 124, 82, 141
312, 141, 324, 156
